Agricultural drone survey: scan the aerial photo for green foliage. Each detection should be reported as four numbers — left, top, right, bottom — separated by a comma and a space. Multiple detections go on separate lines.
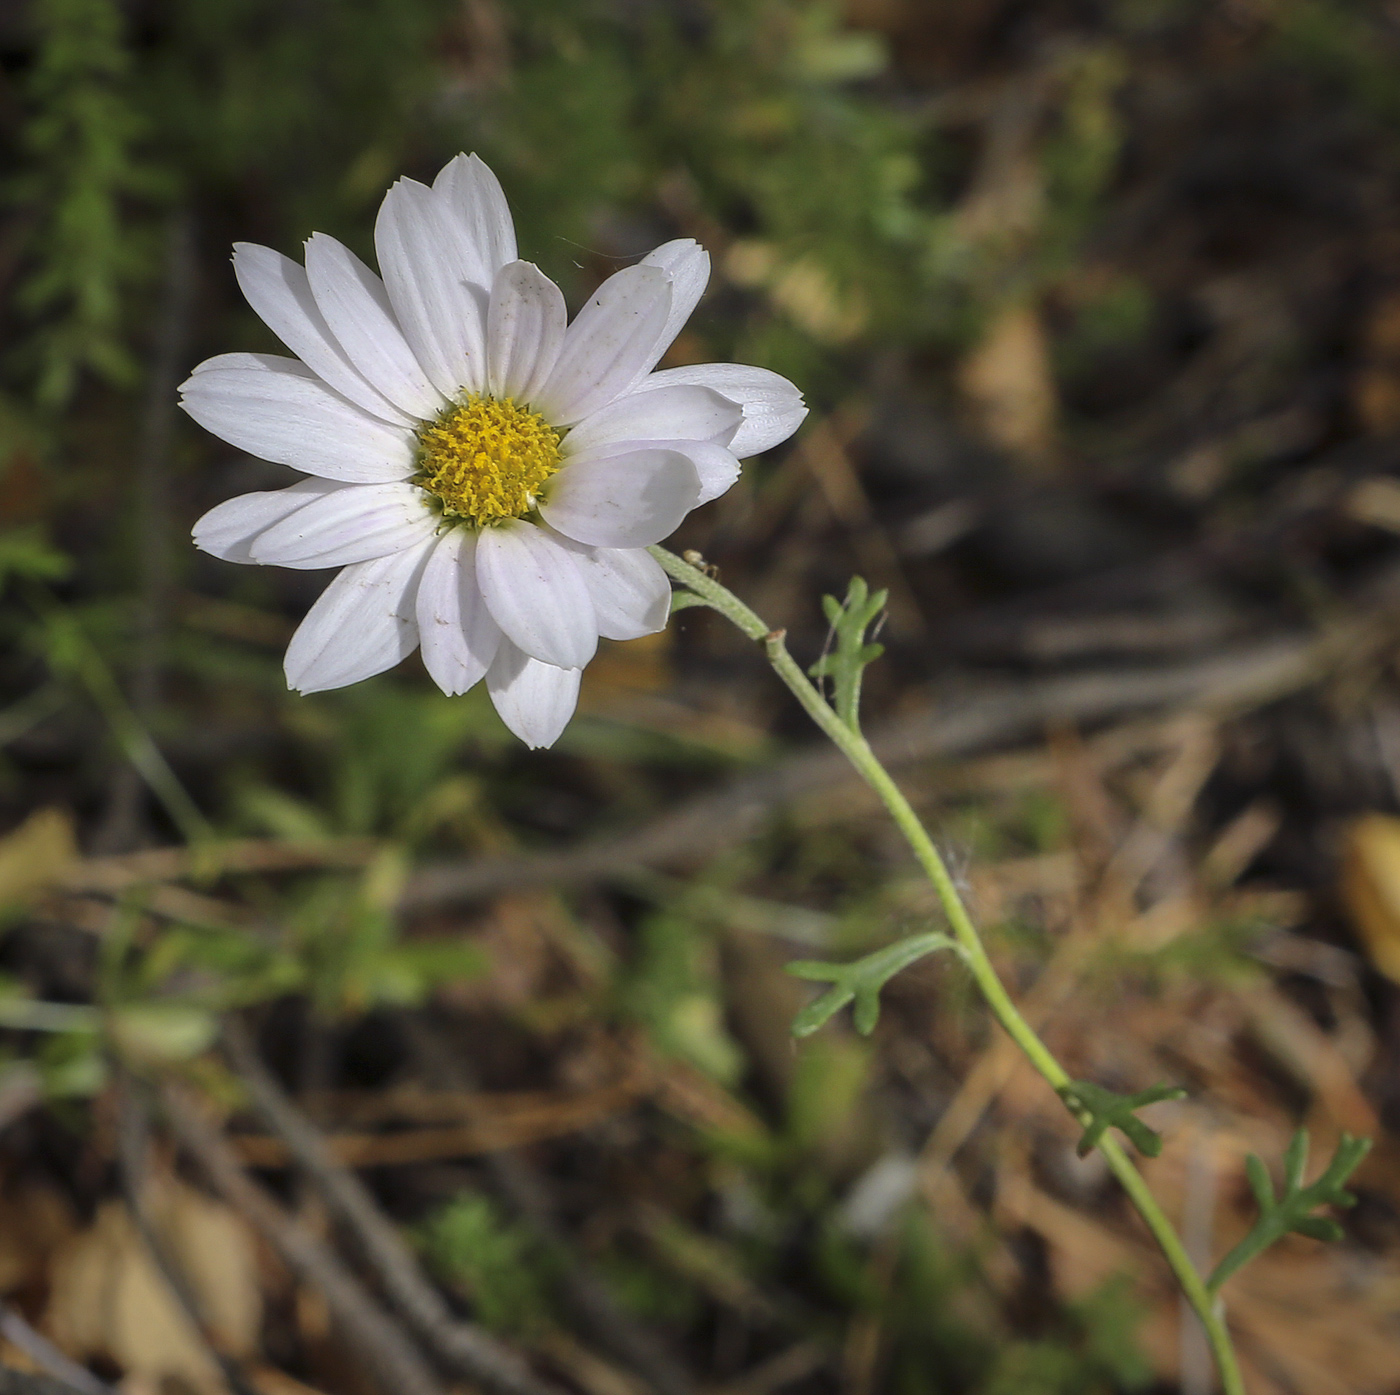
149, 0, 456, 230
625, 902, 745, 1085
474, 0, 933, 392
268, 684, 502, 842
1054, 276, 1154, 383
1271, 0, 1400, 125
785, 1032, 870, 1157
1057, 1080, 1188, 1159
787, 932, 960, 1037
12, 0, 156, 406
417, 1192, 554, 1334
0, 529, 70, 596
597, 1249, 700, 1325
1208, 1130, 1371, 1294
1038, 45, 1128, 274
864, 1211, 1151, 1394
808, 576, 887, 732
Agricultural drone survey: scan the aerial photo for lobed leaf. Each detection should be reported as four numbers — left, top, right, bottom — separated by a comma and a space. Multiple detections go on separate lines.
786, 931, 960, 1038
808, 576, 889, 731
1208, 1130, 1372, 1294
1058, 1080, 1187, 1159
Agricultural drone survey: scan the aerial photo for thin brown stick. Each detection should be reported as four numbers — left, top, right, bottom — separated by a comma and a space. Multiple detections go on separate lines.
403, 1020, 697, 1395
115, 1077, 260, 1395
220, 1021, 563, 1395
401, 633, 1330, 911
157, 1081, 446, 1395
229, 1077, 643, 1167
59, 838, 379, 894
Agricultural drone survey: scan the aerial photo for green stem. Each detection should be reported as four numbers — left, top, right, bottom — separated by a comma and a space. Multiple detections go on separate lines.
653, 545, 1245, 1395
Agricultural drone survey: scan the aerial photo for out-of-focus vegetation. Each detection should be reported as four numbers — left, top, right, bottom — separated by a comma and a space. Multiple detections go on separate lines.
5, 1, 1400, 1392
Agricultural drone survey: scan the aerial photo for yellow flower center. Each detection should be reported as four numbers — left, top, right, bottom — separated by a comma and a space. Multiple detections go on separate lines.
416, 394, 562, 525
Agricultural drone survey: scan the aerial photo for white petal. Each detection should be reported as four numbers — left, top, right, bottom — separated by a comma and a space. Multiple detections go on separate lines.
533, 265, 672, 427
232, 243, 415, 425
375, 178, 489, 398
636, 239, 710, 379
553, 537, 671, 641
475, 520, 597, 668
192, 478, 343, 564
486, 643, 581, 749
249, 482, 438, 569
662, 440, 742, 505
486, 261, 567, 404
639, 363, 807, 457
562, 384, 741, 457
189, 351, 313, 376
538, 449, 700, 548
303, 232, 444, 419
284, 541, 433, 694
179, 361, 417, 482
562, 430, 740, 506
433, 154, 518, 286
415, 527, 502, 696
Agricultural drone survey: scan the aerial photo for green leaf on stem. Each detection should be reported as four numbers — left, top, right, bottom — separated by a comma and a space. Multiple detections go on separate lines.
1058, 1080, 1188, 1158
785, 931, 959, 1037
1207, 1130, 1371, 1294
808, 576, 888, 731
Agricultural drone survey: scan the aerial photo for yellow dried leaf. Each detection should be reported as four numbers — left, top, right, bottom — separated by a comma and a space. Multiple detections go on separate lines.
1340, 814, 1400, 982
1345, 477, 1400, 535
722, 241, 868, 343
45, 1176, 260, 1391
957, 303, 1057, 465
0, 807, 76, 907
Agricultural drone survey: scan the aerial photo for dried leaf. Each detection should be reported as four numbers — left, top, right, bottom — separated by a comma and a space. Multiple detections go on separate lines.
1340, 814, 1400, 982
957, 303, 1057, 464
45, 1175, 260, 1390
0, 807, 76, 908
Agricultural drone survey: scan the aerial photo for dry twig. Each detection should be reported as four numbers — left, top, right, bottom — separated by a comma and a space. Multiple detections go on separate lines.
402, 634, 1329, 910
115, 1077, 260, 1395
157, 1080, 447, 1395
220, 1021, 564, 1395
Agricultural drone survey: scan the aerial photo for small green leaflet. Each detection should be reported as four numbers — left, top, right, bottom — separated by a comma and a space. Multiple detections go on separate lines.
1057, 1080, 1187, 1158
786, 932, 960, 1037
808, 576, 887, 731
1208, 1129, 1371, 1294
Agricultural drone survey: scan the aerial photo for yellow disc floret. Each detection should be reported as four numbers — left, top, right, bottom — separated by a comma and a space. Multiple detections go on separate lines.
416, 394, 562, 525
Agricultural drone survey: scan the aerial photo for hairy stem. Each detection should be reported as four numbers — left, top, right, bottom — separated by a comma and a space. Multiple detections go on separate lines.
652, 544, 1245, 1395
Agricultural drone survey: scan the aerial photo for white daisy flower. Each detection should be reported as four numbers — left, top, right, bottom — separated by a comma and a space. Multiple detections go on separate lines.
182, 154, 806, 748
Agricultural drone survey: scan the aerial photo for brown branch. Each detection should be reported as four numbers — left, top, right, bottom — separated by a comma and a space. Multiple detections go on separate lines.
229, 1077, 646, 1167
58, 838, 379, 896
114, 1077, 260, 1395
402, 1020, 698, 1395
220, 1021, 564, 1395
156, 1081, 446, 1395
401, 633, 1329, 910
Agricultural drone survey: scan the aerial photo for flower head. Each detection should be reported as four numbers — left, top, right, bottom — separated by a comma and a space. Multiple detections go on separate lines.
182, 154, 806, 747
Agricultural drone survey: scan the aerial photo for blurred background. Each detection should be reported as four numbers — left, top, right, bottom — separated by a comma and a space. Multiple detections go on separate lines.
3, 1, 1400, 1392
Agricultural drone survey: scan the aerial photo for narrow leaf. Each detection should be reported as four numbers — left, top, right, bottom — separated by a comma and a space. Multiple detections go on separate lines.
786, 932, 959, 1038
